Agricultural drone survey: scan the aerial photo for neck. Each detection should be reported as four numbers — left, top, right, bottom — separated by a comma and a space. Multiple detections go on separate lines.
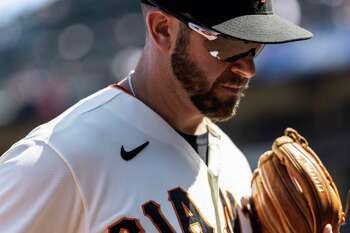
118, 54, 208, 135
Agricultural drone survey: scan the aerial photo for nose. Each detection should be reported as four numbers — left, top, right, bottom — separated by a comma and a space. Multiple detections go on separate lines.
230, 56, 256, 79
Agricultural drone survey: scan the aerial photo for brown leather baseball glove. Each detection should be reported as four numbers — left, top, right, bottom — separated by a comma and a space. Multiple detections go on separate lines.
243, 128, 349, 233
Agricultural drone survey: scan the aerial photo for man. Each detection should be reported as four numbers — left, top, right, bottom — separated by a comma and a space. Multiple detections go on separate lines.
0, 0, 334, 232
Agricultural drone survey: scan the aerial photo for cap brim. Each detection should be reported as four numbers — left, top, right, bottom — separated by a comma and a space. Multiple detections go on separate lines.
212, 14, 313, 44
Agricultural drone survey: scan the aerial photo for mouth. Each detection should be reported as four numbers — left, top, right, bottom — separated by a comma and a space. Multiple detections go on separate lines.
219, 85, 243, 95
220, 83, 246, 92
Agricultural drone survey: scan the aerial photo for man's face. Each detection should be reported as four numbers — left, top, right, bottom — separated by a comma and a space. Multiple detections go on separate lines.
171, 24, 252, 122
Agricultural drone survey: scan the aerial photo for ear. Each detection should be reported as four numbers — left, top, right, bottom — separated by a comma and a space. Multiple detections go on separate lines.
145, 10, 178, 54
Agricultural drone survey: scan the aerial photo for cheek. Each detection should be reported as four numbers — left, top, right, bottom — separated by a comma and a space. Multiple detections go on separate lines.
188, 35, 227, 84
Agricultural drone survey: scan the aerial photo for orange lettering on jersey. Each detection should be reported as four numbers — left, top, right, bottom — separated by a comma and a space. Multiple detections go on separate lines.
108, 217, 145, 233
190, 222, 204, 233
168, 187, 214, 233
182, 202, 194, 217
110, 188, 216, 233
142, 201, 176, 233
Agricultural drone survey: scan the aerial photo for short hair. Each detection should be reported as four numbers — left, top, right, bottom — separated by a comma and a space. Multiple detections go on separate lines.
141, 3, 154, 19
140, 3, 191, 43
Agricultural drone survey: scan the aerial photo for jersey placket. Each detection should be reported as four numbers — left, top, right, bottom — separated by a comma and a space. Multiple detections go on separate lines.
207, 123, 224, 233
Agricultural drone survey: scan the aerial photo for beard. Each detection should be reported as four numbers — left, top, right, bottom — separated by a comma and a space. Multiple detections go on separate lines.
170, 25, 250, 123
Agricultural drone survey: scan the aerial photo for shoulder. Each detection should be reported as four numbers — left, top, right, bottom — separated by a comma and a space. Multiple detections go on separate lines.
1, 140, 72, 182
0, 140, 84, 204
0, 140, 88, 232
0, 140, 83, 198
6, 86, 154, 193
21, 87, 135, 156
1, 87, 133, 196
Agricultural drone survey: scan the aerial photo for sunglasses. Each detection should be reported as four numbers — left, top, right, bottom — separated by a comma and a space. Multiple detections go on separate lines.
187, 22, 265, 63
142, 0, 265, 62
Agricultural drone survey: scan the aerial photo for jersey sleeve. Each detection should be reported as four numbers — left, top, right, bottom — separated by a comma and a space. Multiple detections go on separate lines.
0, 140, 88, 233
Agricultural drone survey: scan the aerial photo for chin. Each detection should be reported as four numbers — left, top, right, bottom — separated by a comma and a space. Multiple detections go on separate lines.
204, 103, 240, 123
206, 112, 236, 123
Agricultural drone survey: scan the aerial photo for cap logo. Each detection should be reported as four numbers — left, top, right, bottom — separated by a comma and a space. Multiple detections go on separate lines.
258, 0, 267, 8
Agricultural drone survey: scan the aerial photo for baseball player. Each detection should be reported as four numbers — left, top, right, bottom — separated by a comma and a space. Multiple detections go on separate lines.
0, 0, 334, 232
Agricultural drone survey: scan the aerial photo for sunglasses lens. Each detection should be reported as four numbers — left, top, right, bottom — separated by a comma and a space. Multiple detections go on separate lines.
187, 22, 264, 61
203, 36, 264, 61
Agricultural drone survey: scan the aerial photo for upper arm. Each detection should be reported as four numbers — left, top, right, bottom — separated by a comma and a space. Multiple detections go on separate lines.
0, 140, 87, 233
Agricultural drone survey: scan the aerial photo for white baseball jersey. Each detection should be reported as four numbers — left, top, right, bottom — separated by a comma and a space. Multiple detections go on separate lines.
0, 85, 253, 233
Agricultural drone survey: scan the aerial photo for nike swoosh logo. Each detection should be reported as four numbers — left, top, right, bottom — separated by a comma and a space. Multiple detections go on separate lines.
121, 141, 149, 161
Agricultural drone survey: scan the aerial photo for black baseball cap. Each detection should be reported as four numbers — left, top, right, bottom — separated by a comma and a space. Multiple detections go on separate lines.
141, 0, 313, 44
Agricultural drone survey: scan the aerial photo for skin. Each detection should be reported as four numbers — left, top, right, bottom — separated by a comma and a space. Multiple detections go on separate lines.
170, 23, 253, 123
118, 5, 334, 233
119, 5, 257, 135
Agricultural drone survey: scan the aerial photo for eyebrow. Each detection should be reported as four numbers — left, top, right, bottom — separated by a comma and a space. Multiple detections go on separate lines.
223, 48, 256, 63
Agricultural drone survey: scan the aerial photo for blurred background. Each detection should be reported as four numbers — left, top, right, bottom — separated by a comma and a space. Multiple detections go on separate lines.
0, 0, 349, 229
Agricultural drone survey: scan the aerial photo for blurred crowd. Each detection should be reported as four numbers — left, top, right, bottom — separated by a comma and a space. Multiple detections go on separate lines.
0, 0, 350, 225
0, 0, 349, 125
